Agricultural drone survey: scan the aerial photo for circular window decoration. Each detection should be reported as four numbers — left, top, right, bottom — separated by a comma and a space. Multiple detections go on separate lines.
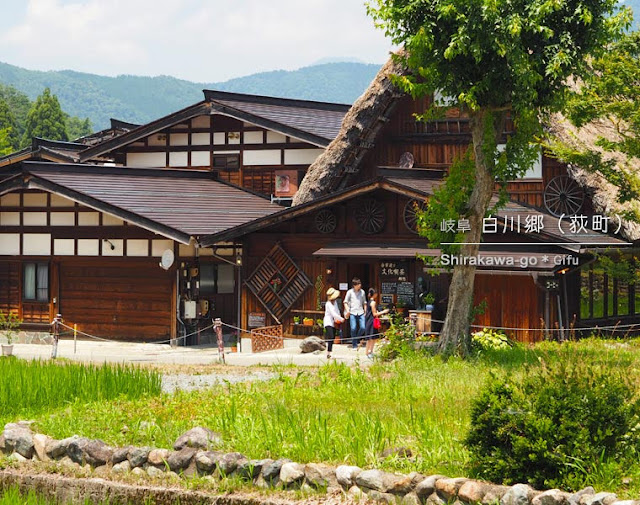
354, 198, 386, 234
543, 175, 584, 217
315, 209, 337, 234
404, 199, 427, 234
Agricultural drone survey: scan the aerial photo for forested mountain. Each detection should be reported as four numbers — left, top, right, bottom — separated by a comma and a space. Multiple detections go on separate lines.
0, 62, 381, 131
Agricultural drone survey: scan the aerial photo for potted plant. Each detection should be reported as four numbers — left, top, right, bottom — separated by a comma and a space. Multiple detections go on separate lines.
421, 293, 435, 312
293, 316, 301, 325
303, 317, 314, 327
229, 332, 238, 353
395, 300, 408, 316
1, 312, 20, 357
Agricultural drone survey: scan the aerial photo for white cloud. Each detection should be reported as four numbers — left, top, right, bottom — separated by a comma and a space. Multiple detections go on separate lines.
0, 0, 392, 82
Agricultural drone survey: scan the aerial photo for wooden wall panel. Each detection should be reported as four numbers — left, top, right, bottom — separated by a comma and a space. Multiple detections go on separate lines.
473, 274, 544, 343
0, 260, 19, 316
58, 259, 173, 341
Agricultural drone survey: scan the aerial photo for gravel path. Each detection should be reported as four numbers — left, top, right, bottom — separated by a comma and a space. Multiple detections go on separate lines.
161, 370, 277, 393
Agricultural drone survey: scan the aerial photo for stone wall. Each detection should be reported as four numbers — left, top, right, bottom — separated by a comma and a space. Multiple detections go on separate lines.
1, 422, 638, 505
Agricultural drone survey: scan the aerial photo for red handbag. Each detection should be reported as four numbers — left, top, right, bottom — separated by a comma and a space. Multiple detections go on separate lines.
373, 317, 381, 330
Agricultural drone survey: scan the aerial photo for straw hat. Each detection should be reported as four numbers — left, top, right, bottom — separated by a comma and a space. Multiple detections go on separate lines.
326, 287, 340, 301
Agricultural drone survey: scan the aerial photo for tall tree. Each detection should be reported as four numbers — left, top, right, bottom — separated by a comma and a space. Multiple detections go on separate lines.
0, 128, 13, 156
0, 84, 32, 138
368, 0, 629, 356
0, 98, 19, 150
65, 115, 93, 141
22, 88, 68, 146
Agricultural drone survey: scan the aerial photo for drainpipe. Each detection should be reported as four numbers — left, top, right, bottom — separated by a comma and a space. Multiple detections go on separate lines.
176, 269, 185, 347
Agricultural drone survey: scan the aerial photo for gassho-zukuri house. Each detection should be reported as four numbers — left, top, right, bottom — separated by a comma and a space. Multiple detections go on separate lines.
0, 67, 638, 345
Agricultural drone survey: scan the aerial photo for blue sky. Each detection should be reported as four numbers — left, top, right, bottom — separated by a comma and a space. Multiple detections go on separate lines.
0, 0, 392, 82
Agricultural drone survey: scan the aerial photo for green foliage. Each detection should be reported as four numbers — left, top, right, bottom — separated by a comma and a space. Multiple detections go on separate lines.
549, 31, 640, 220
65, 115, 92, 141
466, 355, 640, 490
0, 128, 13, 157
471, 328, 512, 351
22, 88, 68, 146
0, 311, 21, 345
377, 317, 418, 360
0, 359, 161, 426
0, 98, 19, 149
0, 84, 31, 137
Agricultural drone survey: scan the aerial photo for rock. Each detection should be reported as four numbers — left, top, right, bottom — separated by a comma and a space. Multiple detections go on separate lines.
87, 440, 113, 467
581, 493, 618, 505
502, 484, 536, 505
459, 481, 490, 503
3, 424, 34, 459
337, 465, 362, 489
93, 465, 110, 477
195, 451, 222, 474
167, 448, 197, 472
387, 474, 415, 496
45, 436, 78, 460
217, 452, 246, 476
482, 486, 511, 505
111, 446, 131, 464
167, 471, 180, 480
131, 467, 145, 477
436, 478, 468, 501
416, 476, 446, 498
237, 458, 271, 480
58, 456, 78, 469
147, 466, 165, 478
147, 448, 171, 467
348, 485, 365, 499
403, 493, 422, 505
173, 427, 222, 451
127, 446, 150, 468
262, 458, 291, 484
300, 336, 326, 353
357, 469, 387, 492
32, 434, 51, 461
0, 434, 5, 452
305, 463, 338, 489
427, 493, 447, 505
366, 489, 398, 504
380, 446, 413, 459
66, 438, 90, 465
280, 462, 305, 486
112, 460, 131, 474
533, 489, 571, 505
8, 451, 27, 463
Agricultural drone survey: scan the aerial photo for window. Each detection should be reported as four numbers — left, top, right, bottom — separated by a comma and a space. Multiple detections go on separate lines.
23, 263, 48, 302
199, 264, 235, 295
213, 154, 240, 171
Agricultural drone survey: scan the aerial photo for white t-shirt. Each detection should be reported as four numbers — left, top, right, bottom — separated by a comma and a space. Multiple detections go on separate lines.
344, 288, 366, 316
323, 300, 343, 327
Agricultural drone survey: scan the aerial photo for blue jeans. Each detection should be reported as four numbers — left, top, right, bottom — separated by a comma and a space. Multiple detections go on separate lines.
350, 313, 365, 348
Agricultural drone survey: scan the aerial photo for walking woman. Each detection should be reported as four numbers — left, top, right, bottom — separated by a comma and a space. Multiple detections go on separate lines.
365, 288, 389, 359
324, 287, 344, 359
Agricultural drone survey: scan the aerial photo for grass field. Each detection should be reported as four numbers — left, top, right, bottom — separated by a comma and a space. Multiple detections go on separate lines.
3, 341, 640, 497
0, 358, 162, 427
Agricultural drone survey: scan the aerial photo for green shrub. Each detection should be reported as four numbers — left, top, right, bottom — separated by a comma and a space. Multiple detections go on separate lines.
465, 357, 640, 490
377, 317, 417, 360
472, 328, 512, 351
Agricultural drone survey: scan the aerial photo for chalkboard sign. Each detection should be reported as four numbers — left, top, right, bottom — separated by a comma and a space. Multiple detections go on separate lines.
396, 282, 415, 306
248, 312, 266, 328
381, 282, 397, 294
380, 261, 409, 281
381, 294, 394, 305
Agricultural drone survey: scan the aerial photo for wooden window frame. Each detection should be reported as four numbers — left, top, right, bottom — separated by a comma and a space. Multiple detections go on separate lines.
23, 262, 49, 303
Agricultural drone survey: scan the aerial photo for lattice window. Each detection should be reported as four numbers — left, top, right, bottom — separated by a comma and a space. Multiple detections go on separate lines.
245, 244, 311, 323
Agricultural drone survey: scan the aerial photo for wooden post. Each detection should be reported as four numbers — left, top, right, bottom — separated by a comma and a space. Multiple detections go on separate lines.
73, 323, 77, 355
213, 318, 225, 364
51, 314, 61, 359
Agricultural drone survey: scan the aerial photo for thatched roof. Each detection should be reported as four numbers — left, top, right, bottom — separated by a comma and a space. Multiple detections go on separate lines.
547, 113, 640, 241
295, 53, 640, 242
292, 51, 408, 205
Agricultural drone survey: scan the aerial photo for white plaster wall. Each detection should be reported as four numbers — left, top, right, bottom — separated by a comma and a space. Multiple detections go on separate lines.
0, 212, 20, 225
191, 133, 209, 145
152, 239, 173, 257
147, 134, 166, 146
191, 115, 210, 128
78, 212, 100, 226
127, 152, 166, 168
53, 239, 75, 256
267, 131, 287, 144
244, 131, 264, 144
102, 214, 124, 226
50, 213, 75, 226
50, 194, 75, 207
169, 152, 189, 167
102, 239, 124, 257
77, 239, 99, 256
0, 194, 20, 206
127, 239, 149, 256
23, 212, 47, 226
0, 234, 20, 255
179, 243, 196, 257
23, 194, 47, 207
23, 234, 51, 255
244, 150, 281, 166
170, 133, 189, 146
284, 149, 324, 165
191, 151, 210, 166
228, 132, 241, 145
213, 132, 225, 145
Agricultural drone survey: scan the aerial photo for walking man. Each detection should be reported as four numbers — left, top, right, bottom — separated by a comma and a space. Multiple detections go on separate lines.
344, 277, 367, 349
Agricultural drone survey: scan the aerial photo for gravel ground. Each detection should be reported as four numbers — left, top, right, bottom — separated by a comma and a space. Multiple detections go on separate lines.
161, 370, 277, 393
